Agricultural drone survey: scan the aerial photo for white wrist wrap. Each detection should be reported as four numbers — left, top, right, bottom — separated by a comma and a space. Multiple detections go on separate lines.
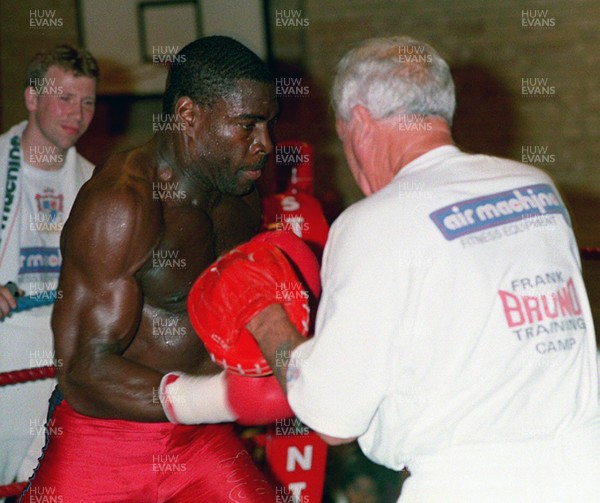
159, 371, 236, 424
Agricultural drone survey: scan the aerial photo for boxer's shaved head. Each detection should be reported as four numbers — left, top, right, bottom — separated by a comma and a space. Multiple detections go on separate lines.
163, 36, 273, 114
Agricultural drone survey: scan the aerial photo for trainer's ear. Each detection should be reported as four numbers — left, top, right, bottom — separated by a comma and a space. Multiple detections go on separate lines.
347, 105, 376, 151
353, 105, 377, 130
175, 96, 200, 139
337, 106, 374, 143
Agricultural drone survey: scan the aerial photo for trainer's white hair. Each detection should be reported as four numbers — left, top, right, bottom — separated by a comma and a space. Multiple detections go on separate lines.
332, 36, 456, 125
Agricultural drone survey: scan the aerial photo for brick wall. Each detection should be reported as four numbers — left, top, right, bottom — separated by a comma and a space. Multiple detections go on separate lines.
269, 0, 600, 241
0, 0, 79, 130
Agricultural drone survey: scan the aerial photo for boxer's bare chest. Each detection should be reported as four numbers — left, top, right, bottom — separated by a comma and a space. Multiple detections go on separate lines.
123, 195, 260, 373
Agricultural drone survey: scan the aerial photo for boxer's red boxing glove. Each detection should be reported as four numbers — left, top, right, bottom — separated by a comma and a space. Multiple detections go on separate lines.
226, 372, 293, 425
159, 370, 293, 425
188, 232, 315, 376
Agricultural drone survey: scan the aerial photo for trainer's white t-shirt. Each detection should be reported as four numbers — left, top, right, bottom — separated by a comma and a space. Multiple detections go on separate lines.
288, 146, 599, 480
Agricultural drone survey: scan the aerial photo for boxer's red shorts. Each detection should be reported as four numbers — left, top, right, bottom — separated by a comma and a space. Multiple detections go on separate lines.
21, 400, 275, 502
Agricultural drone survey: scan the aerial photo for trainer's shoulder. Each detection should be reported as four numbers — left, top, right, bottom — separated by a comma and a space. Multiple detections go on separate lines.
471, 151, 556, 184
329, 186, 398, 241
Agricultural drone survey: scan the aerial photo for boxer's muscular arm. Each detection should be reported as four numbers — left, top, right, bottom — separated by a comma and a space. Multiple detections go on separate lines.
247, 304, 357, 445
53, 180, 166, 421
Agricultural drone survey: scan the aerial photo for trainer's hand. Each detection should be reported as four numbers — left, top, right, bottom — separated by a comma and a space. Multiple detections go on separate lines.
159, 370, 293, 425
187, 231, 318, 376
245, 303, 308, 393
0, 282, 22, 320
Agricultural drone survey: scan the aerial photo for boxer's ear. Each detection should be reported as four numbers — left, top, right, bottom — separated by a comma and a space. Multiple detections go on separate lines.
175, 96, 199, 138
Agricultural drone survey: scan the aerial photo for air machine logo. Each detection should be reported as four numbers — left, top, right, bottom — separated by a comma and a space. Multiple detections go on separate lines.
429, 183, 569, 240
19, 247, 61, 274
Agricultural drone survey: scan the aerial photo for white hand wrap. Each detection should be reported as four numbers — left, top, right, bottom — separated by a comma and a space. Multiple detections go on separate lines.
159, 371, 236, 424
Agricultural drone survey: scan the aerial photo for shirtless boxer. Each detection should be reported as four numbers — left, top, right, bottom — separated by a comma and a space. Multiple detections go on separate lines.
21, 36, 281, 502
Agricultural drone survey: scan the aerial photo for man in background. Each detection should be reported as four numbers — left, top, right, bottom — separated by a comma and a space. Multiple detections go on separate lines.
0, 44, 97, 486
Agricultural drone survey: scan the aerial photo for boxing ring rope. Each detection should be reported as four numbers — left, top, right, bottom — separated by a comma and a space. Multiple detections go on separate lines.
0, 294, 57, 390
580, 246, 600, 261
0, 482, 27, 499
0, 365, 55, 387
1, 246, 599, 498
0, 292, 57, 499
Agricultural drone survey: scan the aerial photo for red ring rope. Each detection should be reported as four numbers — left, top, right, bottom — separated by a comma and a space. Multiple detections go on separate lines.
581, 246, 600, 261
0, 366, 55, 497
0, 481, 27, 498
0, 365, 55, 387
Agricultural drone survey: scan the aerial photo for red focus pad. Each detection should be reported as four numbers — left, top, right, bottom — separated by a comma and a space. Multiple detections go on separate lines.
226, 372, 294, 425
188, 236, 310, 376
252, 230, 321, 299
